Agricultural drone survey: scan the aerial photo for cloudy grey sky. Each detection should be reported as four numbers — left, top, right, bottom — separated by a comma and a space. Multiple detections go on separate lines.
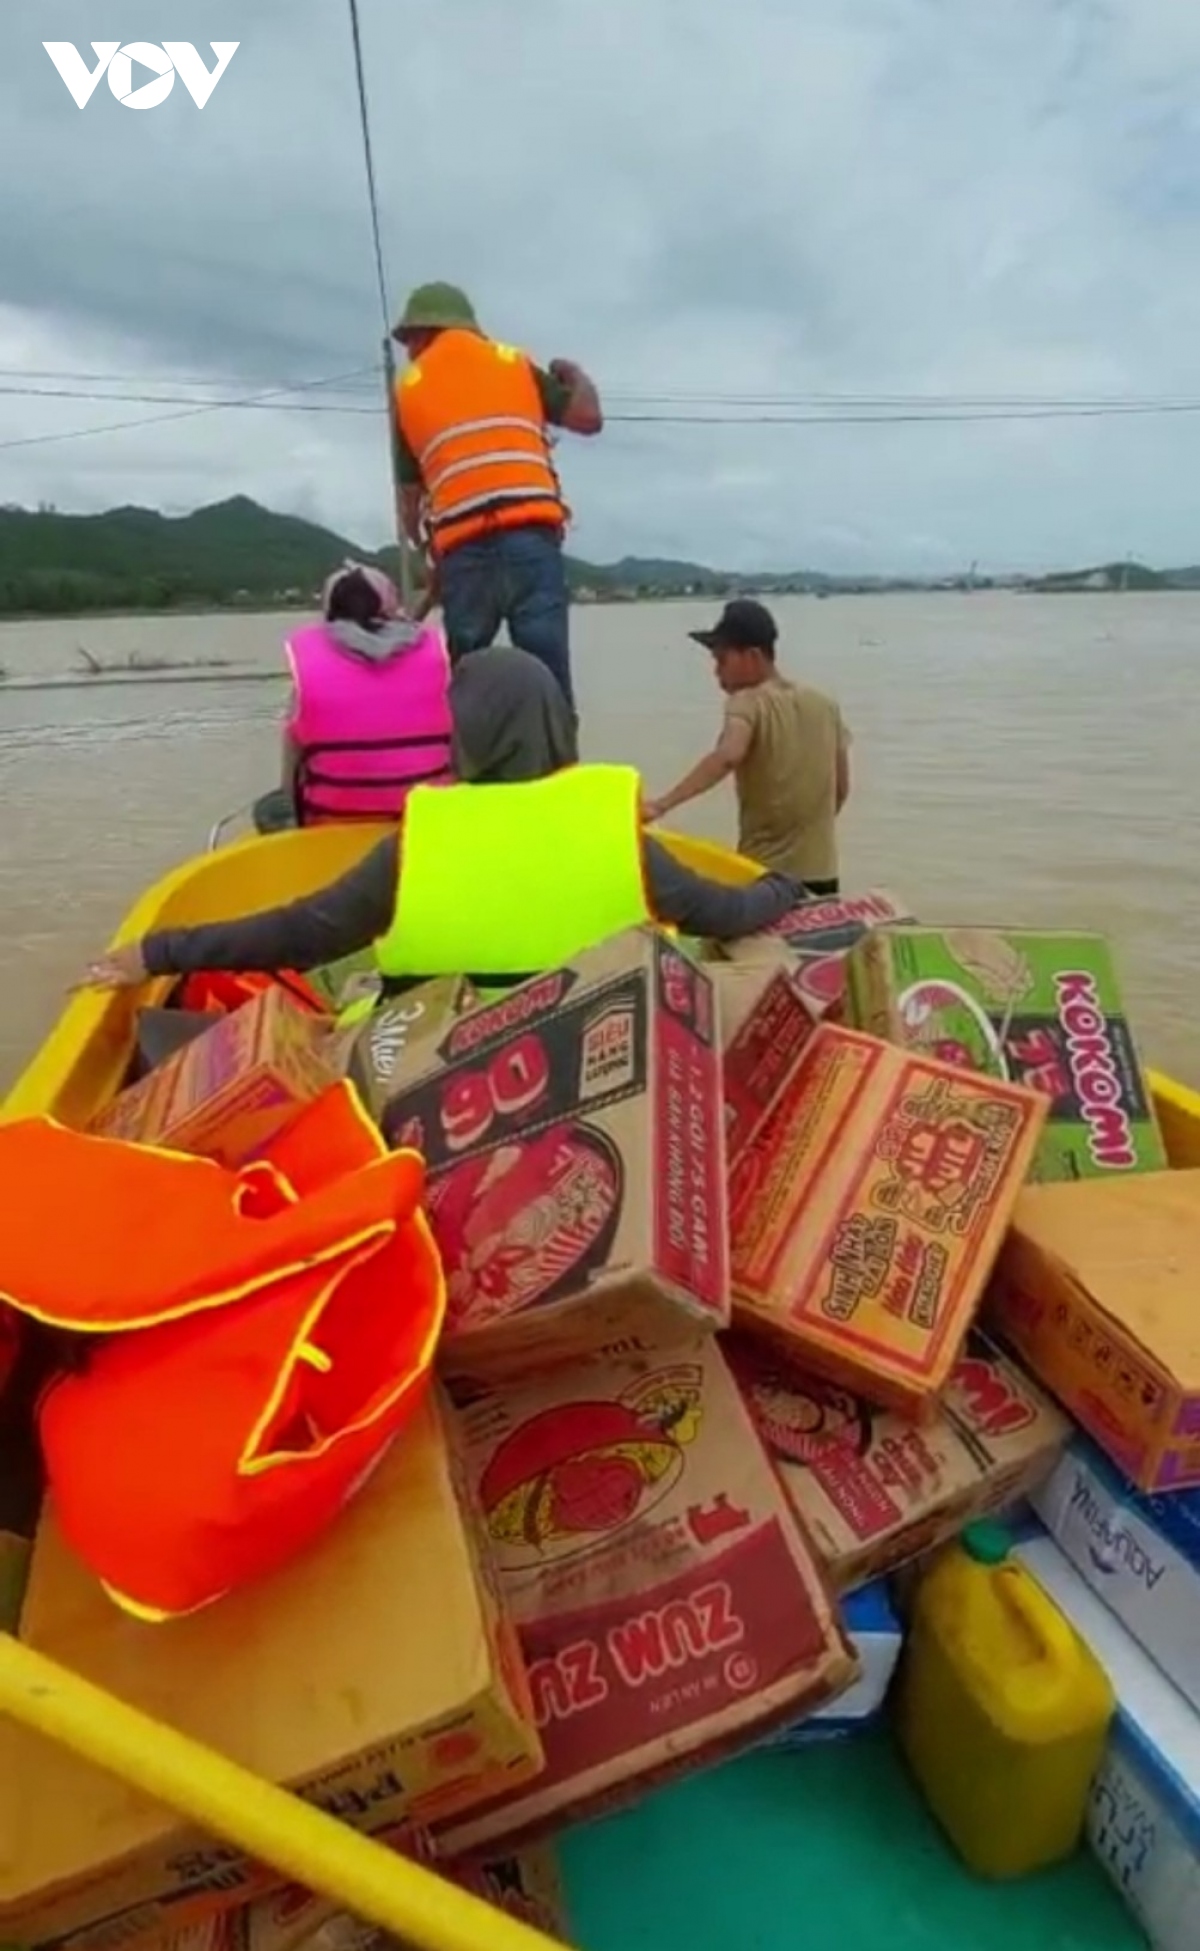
4, 0, 1200, 572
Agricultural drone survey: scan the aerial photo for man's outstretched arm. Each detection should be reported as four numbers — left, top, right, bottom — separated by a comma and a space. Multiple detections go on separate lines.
644, 717, 752, 824
643, 837, 804, 942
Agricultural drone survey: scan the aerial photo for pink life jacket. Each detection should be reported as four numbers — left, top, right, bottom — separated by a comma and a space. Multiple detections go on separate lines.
285, 621, 455, 824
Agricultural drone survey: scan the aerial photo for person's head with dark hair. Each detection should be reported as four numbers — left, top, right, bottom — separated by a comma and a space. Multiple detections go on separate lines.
687, 597, 778, 695
321, 561, 401, 636
450, 645, 578, 784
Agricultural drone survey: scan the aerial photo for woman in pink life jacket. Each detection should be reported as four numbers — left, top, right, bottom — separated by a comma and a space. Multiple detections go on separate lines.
261, 561, 454, 829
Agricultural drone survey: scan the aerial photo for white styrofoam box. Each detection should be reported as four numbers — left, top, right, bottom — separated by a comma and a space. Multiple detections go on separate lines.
1034, 1433, 1200, 1714
763, 1579, 901, 1750
1014, 1524, 1200, 1951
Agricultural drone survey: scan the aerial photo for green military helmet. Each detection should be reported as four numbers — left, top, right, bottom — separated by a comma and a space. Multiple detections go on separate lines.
392, 281, 479, 336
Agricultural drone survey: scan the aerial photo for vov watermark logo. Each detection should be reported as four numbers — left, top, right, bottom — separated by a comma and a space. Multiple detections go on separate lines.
43, 41, 239, 110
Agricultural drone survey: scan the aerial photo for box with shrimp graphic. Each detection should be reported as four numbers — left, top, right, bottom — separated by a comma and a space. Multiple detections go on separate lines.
727, 1326, 1068, 1591
729, 1025, 1047, 1420
846, 926, 1166, 1182
435, 1337, 858, 1858
382, 929, 729, 1379
712, 889, 914, 1021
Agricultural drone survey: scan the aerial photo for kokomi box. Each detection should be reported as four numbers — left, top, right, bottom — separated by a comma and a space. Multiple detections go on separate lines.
88, 986, 348, 1167
728, 1024, 1047, 1419
846, 925, 1167, 1182
728, 1326, 1068, 1590
382, 930, 729, 1377
712, 889, 914, 1020
0, 1395, 542, 1951
435, 1336, 858, 1858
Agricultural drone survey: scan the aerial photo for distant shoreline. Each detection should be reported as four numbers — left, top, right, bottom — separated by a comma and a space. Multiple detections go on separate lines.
0, 665, 283, 692
0, 584, 1193, 628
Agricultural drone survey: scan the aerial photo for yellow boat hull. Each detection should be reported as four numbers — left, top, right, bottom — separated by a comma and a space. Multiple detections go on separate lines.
5, 824, 1199, 1168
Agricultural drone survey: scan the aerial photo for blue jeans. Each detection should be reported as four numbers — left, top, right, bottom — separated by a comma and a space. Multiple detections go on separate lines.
438, 524, 574, 711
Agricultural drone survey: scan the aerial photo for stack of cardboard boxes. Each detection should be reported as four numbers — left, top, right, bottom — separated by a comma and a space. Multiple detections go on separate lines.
2, 893, 1194, 1951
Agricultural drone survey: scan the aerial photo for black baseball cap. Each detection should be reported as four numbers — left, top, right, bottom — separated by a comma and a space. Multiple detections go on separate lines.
688, 597, 778, 653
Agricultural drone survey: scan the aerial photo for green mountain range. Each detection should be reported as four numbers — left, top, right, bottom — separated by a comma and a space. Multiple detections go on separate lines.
0, 498, 753, 617
0, 497, 1195, 617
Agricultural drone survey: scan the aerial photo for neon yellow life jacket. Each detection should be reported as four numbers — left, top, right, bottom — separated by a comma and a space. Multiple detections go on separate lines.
376, 765, 651, 979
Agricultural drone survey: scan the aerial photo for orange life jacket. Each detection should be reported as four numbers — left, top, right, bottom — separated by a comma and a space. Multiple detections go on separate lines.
177, 969, 327, 1017
396, 330, 566, 557
0, 1084, 445, 1618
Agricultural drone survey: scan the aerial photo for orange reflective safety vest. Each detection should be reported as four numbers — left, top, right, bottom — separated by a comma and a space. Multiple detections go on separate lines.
0, 1084, 445, 1619
396, 330, 567, 557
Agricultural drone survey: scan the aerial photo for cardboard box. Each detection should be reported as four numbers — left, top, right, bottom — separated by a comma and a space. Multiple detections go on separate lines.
154, 1851, 434, 1951
130, 1009, 216, 1082
0, 1395, 542, 1951
990, 1170, 1200, 1493
303, 947, 383, 1014
760, 1580, 902, 1749
88, 988, 350, 1167
382, 930, 730, 1377
729, 1024, 1046, 1418
1033, 1433, 1200, 1714
846, 925, 1167, 1182
712, 890, 914, 1019
435, 1336, 857, 1858
713, 963, 820, 1161
1014, 1524, 1200, 1951
445, 1846, 570, 1944
347, 977, 475, 1121
708, 961, 782, 1048
162, 1842, 568, 1951
728, 1326, 1068, 1588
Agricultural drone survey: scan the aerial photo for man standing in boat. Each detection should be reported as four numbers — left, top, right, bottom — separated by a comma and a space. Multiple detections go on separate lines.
643, 598, 851, 895
392, 282, 602, 714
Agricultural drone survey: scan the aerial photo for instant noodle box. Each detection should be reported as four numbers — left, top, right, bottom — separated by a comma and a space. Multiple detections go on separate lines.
727, 1326, 1068, 1589
846, 925, 1167, 1182
711, 889, 914, 1019
0, 1396, 542, 1951
161, 1842, 569, 1951
88, 986, 351, 1168
728, 1022, 1047, 1419
989, 1169, 1200, 1493
347, 975, 476, 1121
712, 962, 820, 1160
435, 1335, 857, 1859
304, 946, 383, 1013
382, 929, 729, 1378
708, 961, 783, 1048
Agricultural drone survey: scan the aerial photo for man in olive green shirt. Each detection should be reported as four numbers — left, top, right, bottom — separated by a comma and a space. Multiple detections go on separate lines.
643, 598, 851, 893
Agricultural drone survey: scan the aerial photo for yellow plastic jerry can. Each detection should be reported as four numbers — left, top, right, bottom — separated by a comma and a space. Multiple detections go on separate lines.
895, 1519, 1115, 1879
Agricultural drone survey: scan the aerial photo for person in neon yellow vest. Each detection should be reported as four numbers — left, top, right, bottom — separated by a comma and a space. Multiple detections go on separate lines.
82, 646, 807, 995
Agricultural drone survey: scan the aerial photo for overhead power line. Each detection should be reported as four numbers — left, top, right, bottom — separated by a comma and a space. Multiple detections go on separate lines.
0, 367, 378, 453
9, 366, 1200, 411
7, 371, 1200, 453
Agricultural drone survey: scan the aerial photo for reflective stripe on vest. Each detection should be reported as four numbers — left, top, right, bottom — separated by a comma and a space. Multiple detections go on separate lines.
0, 1084, 445, 1618
377, 765, 651, 979
397, 332, 565, 550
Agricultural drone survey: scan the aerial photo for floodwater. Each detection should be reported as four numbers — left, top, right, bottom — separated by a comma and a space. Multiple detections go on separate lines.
0, 592, 1196, 1090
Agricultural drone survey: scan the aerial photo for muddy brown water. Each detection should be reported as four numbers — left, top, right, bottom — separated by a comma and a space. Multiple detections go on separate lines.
0, 592, 1195, 1092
